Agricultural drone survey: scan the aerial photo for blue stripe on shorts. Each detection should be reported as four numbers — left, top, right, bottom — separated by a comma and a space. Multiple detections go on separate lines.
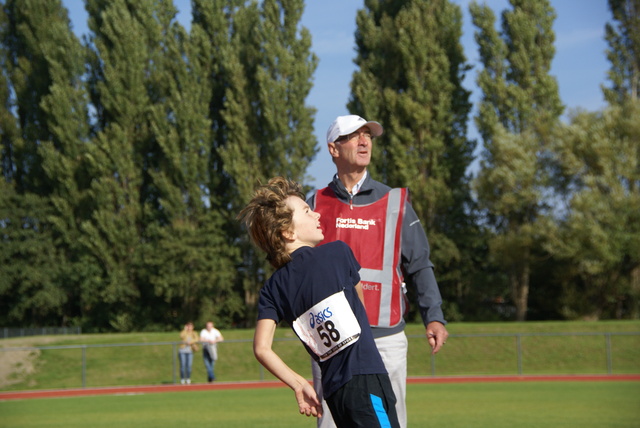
370, 394, 391, 428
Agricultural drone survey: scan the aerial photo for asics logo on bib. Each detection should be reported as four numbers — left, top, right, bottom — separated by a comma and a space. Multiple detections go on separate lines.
309, 307, 333, 329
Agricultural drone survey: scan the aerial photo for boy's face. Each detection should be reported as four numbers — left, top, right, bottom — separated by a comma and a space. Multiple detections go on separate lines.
285, 196, 324, 247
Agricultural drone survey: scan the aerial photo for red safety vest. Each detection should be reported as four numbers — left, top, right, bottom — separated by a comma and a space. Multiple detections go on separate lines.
315, 187, 407, 327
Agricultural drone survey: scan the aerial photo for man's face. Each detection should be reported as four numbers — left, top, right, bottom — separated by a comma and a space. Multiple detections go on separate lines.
328, 126, 373, 170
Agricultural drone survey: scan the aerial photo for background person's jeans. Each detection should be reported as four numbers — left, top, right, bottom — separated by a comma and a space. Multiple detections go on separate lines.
203, 350, 216, 381
179, 351, 193, 380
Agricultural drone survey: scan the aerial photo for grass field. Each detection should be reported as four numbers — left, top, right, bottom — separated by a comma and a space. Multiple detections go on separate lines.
1, 321, 639, 391
1, 381, 638, 428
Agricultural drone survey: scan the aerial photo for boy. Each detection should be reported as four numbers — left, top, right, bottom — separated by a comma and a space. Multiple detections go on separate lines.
238, 177, 399, 428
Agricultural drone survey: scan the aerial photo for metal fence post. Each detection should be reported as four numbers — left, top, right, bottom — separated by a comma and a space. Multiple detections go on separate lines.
431, 353, 436, 376
605, 333, 613, 374
516, 334, 523, 375
172, 343, 177, 384
82, 345, 87, 388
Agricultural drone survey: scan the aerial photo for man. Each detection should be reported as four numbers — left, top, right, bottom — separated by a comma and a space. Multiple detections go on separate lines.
308, 115, 449, 428
200, 321, 224, 382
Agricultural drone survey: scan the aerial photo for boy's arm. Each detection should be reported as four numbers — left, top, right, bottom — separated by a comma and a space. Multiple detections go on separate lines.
253, 319, 323, 418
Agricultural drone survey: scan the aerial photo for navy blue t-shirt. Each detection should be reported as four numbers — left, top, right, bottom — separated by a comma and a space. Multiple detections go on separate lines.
257, 240, 387, 398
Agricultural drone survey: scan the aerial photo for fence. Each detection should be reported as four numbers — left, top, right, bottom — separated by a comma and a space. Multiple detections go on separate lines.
1, 327, 82, 339
1, 331, 638, 390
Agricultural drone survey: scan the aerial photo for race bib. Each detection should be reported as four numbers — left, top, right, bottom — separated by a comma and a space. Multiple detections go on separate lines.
292, 291, 361, 361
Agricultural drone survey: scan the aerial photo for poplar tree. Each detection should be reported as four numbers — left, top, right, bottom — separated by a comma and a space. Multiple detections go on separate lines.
79, 0, 148, 330
79, 0, 241, 330
36, 2, 94, 328
0, 0, 63, 194
545, 0, 640, 319
348, 0, 476, 319
193, 0, 317, 322
471, 0, 563, 320
0, 2, 17, 183
141, 1, 241, 327
0, 187, 67, 326
603, 0, 640, 104
0, 0, 85, 326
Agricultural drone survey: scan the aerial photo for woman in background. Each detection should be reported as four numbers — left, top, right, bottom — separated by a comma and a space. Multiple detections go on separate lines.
178, 321, 199, 384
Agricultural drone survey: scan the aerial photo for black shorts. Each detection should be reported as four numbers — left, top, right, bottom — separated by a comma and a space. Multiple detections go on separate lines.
326, 373, 400, 428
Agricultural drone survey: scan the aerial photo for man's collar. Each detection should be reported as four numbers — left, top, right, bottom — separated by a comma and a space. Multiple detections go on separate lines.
332, 171, 369, 196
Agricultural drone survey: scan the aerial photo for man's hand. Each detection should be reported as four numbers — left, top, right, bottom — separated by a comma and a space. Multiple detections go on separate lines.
426, 321, 449, 355
294, 382, 323, 418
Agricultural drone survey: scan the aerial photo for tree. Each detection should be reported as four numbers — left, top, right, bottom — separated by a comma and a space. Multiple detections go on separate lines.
141, 1, 242, 328
1, 0, 317, 329
35, 1, 95, 328
471, 0, 563, 320
348, 0, 476, 320
544, 0, 640, 320
0, 181, 69, 326
192, 0, 317, 323
79, 0, 243, 330
0, 0, 88, 326
547, 104, 640, 319
0, 0, 73, 195
0, 2, 17, 183
603, 0, 640, 104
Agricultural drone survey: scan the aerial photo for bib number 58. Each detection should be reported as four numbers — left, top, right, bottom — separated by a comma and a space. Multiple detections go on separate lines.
317, 320, 340, 347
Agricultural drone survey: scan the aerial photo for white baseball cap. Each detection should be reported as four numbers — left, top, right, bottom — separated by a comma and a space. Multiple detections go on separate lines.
326, 115, 383, 144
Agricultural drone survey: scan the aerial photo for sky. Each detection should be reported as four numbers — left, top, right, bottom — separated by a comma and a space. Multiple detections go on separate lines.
62, 0, 612, 188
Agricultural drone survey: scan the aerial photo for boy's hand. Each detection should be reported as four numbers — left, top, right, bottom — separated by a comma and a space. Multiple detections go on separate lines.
295, 382, 323, 418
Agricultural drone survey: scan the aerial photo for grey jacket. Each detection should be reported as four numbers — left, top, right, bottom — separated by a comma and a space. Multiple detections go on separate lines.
308, 173, 446, 338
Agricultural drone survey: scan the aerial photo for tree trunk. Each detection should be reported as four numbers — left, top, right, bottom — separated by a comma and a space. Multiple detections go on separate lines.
512, 250, 530, 321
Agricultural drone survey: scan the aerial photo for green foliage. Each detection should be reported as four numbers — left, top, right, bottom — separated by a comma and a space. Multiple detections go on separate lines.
0, 0, 639, 328
603, 0, 640, 104
0, 0, 89, 328
548, 102, 640, 319
0, 0, 315, 330
143, 215, 242, 328
349, 0, 482, 319
471, 0, 563, 320
192, 0, 318, 323
0, 183, 67, 326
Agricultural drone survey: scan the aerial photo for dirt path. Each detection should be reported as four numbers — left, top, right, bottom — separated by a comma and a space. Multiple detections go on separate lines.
0, 337, 59, 389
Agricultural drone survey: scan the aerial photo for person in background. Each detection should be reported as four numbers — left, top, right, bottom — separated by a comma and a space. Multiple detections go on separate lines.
178, 321, 199, 385
200, 321, 224, 382
308, 115, 449, 428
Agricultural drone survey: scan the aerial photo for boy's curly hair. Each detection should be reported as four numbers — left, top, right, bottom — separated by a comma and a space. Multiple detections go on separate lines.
237, 177, 305, 269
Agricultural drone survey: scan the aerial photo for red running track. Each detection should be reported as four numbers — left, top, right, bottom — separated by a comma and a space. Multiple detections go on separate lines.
1, 374, 639, 401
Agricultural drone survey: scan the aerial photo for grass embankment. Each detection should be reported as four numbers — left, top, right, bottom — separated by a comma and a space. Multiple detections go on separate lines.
1, 320, 638, 391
